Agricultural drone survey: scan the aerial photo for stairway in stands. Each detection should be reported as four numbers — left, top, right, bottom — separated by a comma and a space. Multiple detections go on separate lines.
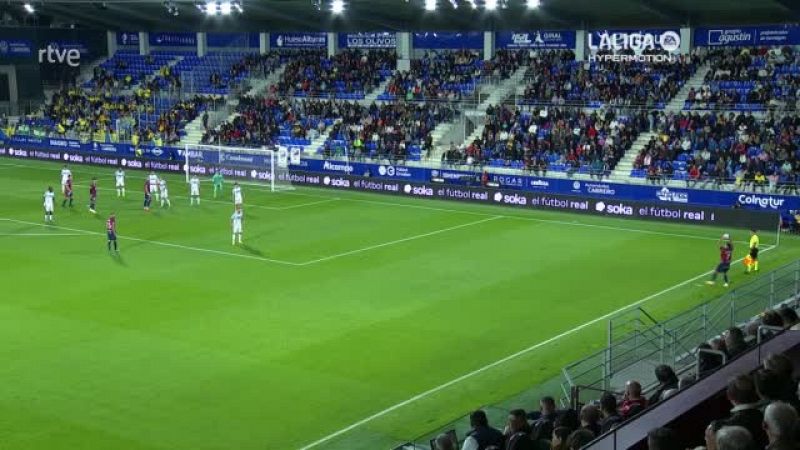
663, 62, 712, 112
608, 131, 656, 183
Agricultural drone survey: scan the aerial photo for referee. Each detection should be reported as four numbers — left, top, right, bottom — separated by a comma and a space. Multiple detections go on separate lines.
746, 229, 760, 274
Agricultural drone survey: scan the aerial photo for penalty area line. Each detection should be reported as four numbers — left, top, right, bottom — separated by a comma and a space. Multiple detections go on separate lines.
297, 245, 777, 449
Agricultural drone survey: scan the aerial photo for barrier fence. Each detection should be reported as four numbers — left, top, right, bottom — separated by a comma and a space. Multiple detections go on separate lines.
562, 260, 800, 408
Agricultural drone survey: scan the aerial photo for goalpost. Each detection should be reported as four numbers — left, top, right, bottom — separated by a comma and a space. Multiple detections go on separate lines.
182, 143, 297, 192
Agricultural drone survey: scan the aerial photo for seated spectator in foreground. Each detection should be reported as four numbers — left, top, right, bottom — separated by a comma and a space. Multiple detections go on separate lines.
579, 404, 601, 437
649, 365, 679, 405
647, 427, 680, 450
619, 380, 647, 418
724, 327, 749, 358
462, 410, 504, 450
504, 409, 534, 450
715, 425, 756, 450
434, 433, 456, 450
718, 374, 768, 448
530, 396, 557, 441
778, 306, 799, 329
599, 392, 622, 433
762, 401, 800, 450
565, 429, 595, 450
550, 426, 571, 450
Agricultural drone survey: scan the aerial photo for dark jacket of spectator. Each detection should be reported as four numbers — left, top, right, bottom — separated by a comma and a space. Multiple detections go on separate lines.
648, 365, 679, 405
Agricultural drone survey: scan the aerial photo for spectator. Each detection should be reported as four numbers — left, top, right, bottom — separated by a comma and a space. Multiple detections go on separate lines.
619, 380, 647, 418
647, 427, 680, 450
724, 327, 749, 358
754, 369, 794, 406
599, 392, 622, 433
505, 409, 534, 450
550, 426, 571, 450
715, 426, 756, 450
718, 374, 768, 448
579, 404, 601, 437
649, 365, 679, 405
531, 396, 558, 441
698, 343, 725, 378
462, 410, 504, 450
565, 429, 595, 450
762, 401, 800, 450
435, 433, 457, 450
778, 306, 799, 328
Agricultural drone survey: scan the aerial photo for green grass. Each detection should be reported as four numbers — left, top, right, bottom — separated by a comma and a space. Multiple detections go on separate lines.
0, 157, 797, 450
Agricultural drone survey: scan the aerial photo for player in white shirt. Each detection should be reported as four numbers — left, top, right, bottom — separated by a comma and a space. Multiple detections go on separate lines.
159, 178, 171, 208
189, 175, 201, 205
148, 171, 160, 202
232, 182, 243, 207
60, 165, 72, 194
43, 186, 55, 222
231, 206, 243, 245
115, 169, 126, 197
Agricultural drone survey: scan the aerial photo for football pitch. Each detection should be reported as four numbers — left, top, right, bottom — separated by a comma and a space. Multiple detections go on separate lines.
0, 157, 797, 450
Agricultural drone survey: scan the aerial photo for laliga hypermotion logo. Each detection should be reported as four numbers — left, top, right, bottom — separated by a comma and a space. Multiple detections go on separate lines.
588, 31, 681, 63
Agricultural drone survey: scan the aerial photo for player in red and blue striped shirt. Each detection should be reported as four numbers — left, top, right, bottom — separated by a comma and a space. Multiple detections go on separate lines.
106, 213, 118, 253
707, 233, 734, 287
88, 178, 97, 214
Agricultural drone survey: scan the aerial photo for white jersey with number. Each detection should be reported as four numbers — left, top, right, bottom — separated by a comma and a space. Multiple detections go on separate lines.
115, 169, 125, 187
148, 174, 159, 190
233, 185, 243, 205
43, 191, 55, 211
60, 169, 72, 188
231, 210, 243, 233
190, 178, 200, 196
159, 180, 168, 198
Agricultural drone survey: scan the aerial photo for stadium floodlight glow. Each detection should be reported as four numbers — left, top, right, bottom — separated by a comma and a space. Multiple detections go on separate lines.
448, 0, 458, 8
484, 0, 498, 10
232, 0, 243, 12
219, 1, 232, 15
467, 0, 477, 8
526, 0, 540, 8
23, 2, 35, 13
331, 0, 345, 14
424, 0, 436, 11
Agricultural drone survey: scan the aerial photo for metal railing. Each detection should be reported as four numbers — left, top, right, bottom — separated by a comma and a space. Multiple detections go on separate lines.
561, 260, 800, 404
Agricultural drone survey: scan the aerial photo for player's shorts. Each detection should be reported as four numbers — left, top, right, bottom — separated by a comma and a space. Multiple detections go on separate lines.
234, 195, 243, 204
44, 203, 54, 213
750, 248, 759, 260
107, 231, 116, 241
232, 224, 242, 234
90, 195, 96, 202
116, 181, 125, 188
161, 191, 169, 199
191, 188, 200, 196
150, 184, 159, 192
717, 262, 731, 273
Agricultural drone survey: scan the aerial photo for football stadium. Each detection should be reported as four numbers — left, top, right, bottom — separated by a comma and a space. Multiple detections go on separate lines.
2, 1, 800, 449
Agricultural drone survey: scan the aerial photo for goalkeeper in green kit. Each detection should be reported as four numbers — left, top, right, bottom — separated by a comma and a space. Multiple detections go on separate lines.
212, 171, 224, 198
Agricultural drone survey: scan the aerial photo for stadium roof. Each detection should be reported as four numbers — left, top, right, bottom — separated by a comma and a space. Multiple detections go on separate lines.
10, 0, 800, 33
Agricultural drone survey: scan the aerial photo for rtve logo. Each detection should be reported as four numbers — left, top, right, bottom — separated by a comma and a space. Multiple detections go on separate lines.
38, 44, 80, 67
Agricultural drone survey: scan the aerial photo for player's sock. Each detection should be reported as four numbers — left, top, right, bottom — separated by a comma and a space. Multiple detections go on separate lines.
69, 198, 73, 207
62, 199, 66, 207
238, 235, 242, 244
122, 188, 126, 197
754, 261, 759, 271
232, 234, 236, 245
113, 241, 118, 251
723, 273, 729, 284
107, 241, 111, 251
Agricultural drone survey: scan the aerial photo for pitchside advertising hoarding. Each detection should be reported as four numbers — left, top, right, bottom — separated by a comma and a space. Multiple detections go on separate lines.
495, 31, 576, 49
0, 146, 776, 229
1, 137, 797, 216
694, 25, 800, 47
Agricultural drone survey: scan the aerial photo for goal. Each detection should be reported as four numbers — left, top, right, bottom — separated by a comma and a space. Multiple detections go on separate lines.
182, 143, 298, 192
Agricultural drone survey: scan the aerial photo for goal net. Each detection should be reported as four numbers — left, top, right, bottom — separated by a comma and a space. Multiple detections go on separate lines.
182, 143, 298, 192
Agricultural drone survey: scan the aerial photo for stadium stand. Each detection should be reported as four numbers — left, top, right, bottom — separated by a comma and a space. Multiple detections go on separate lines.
685, 46, 800, 111
448, 105, 648, 177
629, 112, 800, 193
274, 49, 396, 99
